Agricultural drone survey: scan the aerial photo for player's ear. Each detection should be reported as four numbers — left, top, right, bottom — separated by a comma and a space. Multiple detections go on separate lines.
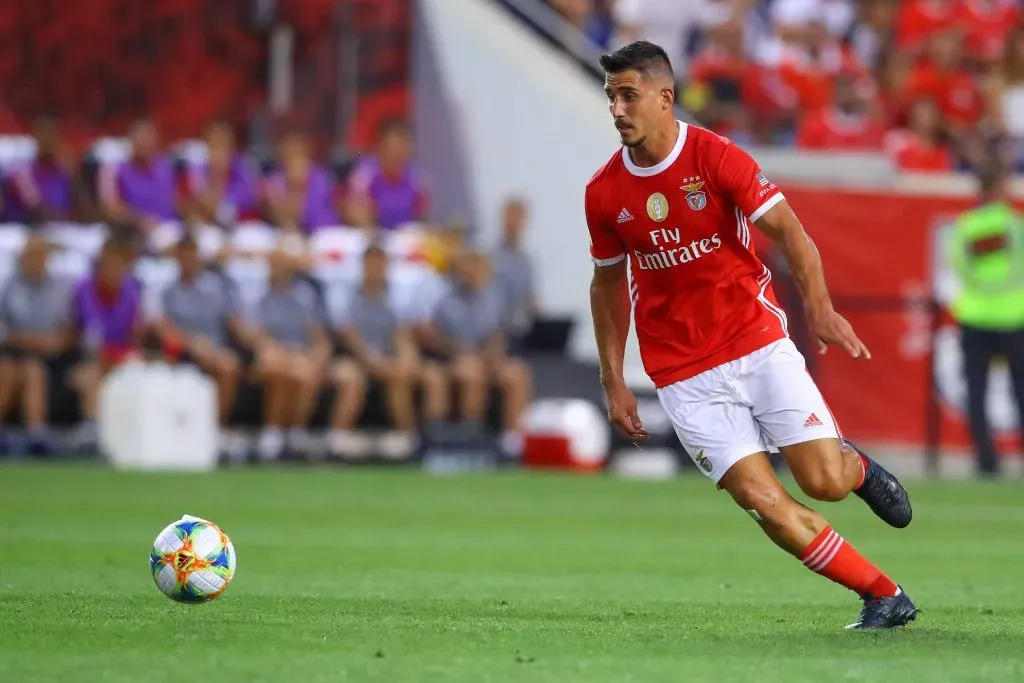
661, 86, 675, 111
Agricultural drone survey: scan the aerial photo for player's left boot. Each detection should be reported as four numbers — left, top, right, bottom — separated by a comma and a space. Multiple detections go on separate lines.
846, 587, 917, 629
846, 440, 913, 529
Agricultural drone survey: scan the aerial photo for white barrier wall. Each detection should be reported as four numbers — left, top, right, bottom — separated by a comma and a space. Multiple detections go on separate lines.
418, 0, 628, 367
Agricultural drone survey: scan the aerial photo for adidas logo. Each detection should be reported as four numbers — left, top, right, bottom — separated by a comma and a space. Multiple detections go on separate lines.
617, 208, 634, 223
804, 413, 824, 428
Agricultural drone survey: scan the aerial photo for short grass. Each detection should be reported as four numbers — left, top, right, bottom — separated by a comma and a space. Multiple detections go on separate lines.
1, 464, 1022, 682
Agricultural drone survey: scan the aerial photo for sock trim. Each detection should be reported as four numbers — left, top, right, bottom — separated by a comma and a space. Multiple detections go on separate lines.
803, 529, 845, 572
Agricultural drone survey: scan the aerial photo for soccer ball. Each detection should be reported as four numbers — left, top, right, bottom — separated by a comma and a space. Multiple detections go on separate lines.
150, 515, 236, 603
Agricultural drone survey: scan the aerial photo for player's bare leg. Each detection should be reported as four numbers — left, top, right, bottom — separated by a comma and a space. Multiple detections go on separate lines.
383, 361, 416, 432
451, 354, 488, 422
780, 438, 913, 528
419, 362, 449, 423
495, 357, 531, 432
719, 453, 917, 629
211, 350, 241, 425
254, 352, 290, 461
327, 359, 367, 459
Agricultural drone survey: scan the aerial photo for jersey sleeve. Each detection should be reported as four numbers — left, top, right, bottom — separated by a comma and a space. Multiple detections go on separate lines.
585, 184, 626, 267
716, 141, 785, 223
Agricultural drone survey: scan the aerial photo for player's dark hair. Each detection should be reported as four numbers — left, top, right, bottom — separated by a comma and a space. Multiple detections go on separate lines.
599, 41, 674, 80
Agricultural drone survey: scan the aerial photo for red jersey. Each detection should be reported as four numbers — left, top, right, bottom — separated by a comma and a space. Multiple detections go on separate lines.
958, 0, 1022, 63
885, 130, 955, 172
796, 108, 887, 151
585, 123, 788, 388
906, 64, 983, 126
897, 0, 958, 50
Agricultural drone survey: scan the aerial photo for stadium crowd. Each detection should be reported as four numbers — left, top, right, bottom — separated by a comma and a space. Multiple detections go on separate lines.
547, 0, 1024, 172
0, 117, 536, 461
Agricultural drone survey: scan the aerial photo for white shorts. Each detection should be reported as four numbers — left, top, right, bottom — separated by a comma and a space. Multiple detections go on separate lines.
657, 338, 841, 484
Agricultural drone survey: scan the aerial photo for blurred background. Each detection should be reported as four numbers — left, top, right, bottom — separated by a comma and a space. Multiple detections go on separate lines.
0, 0, 1021, 479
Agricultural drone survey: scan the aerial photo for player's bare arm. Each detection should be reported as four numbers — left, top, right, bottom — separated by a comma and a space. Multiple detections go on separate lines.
590, 261, 647, 440
754, 201, 871, 360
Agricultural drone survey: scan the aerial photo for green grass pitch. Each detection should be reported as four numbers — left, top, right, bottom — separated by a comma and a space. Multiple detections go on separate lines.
1, 463, 1022, 682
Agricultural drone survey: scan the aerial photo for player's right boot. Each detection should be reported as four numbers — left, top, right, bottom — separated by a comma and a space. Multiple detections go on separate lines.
845, 587, 918, 629
846, 440, 913, 529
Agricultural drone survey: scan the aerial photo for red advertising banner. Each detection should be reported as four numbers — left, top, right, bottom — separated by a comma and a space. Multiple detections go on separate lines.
774, 186, 1022, 453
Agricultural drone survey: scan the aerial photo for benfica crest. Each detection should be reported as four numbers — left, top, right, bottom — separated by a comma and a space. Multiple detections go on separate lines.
681, 181, 706, 211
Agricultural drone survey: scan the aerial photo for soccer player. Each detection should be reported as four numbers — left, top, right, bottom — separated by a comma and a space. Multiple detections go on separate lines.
586, 41, 916, 630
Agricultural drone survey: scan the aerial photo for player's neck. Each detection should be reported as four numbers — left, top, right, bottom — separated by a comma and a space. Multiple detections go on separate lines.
628, 120, 680, 169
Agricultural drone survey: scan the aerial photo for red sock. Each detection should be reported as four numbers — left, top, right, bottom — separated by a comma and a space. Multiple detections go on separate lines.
853, 455, 868, 490
799, 526, 898, 598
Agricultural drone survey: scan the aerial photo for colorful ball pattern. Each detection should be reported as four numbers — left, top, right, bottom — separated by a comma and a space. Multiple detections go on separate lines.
150, 515, 236, 603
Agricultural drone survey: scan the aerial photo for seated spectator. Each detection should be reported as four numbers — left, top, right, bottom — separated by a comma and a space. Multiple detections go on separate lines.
849, 0, 898, 71
99, 118, 179, 231
417, 252, 532, 452
885, 98, 954, 172
344, 120, 430, 230
250, 250, 333, 460
796, 72, 887, 150
906, 30, 983, 131
956, 0, 1019, 66
876, 49, 914, 126
684, 20, 757, 138
329, 245, 448, 457
262, 132, 338, 232
772, 19, 868, 114
896, 0, 957, 55
491, 198, 538, 351
151, 236, 250, 457
182, 121, 259, 226
771, 0, 855, 44
69, 237, 143, 450
984, 26, 1024, 169
613, 0, 707, 76
1, 117, 78, 225
0, 235, 73, 454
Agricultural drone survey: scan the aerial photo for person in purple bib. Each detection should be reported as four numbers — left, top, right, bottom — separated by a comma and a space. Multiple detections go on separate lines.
262, 132, 339, 233
183, 121, 260, 225
68, 237, 143, 450
99, 118, 180, 231
1, 117, 78, 224
344, 120, 431, 230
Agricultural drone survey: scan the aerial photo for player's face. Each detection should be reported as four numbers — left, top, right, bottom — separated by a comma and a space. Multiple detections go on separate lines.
363, 251, 388, 285
176, 244, 201, 278
130, 121, 159, 159
604, 70, 671, 148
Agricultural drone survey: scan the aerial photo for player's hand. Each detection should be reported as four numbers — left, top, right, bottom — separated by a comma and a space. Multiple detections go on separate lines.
808, 305, 871, 359
603, 381, 650, 441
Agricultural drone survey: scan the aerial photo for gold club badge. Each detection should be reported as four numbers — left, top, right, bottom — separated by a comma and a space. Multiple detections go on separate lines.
646, 192, 669, 222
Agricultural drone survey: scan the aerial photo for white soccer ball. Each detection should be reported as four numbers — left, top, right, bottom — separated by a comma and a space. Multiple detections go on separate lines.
150, 515, 236, 603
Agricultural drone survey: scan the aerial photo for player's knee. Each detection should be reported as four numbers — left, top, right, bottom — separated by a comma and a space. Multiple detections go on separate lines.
218, 353, 240, 379
729, 480, 789, 526
799, 467, 850, 502
498, 359, 531, 391
453, 355, 486, 385
333, 361, 365, 391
